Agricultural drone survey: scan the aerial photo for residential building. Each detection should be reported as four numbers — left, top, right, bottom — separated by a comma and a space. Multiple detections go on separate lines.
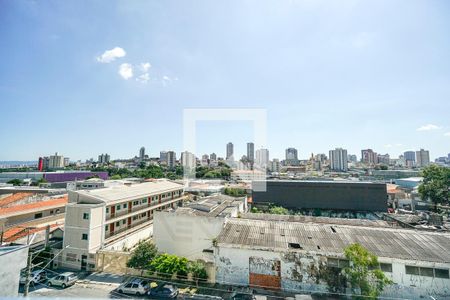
252, 180, 387, 212
139, 147, 145, 160
361, 149, 377, 165
247, 143, 254, 163
0, 171, 108, 184
269, 159, 280, 173
48, 152, 65, 169
210, 153, 217, 161
167, 151, 176, 169
226, 142, 234, 160
347, 154, 357, 163
285, 148, 299, 166
214, 215, 450, 298
159, 151, 168, 164
62, 180, 185, 270
416, 149, 430, 167
0, 245, 28, 297
377, 153, 390, 165
181, 151, 196, 171
404, 151, 416, 167
63, 157, 70, 167
98, 153, 110, 164
153, 194, 247, 262
329, 148, 348, 172
255, 148, 269, 169
231, 170, 266, 181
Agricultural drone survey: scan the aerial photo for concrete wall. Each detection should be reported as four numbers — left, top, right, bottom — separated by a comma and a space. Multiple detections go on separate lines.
215, 246, 450, 299
153, 211, 225, 261
4, 206, 65, 227
0, 246, 28, 297
103, 225, 153, 251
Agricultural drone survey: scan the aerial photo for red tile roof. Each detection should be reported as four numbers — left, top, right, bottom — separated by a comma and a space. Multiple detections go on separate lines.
0, 192, 34, 207
0, 195, 68, 217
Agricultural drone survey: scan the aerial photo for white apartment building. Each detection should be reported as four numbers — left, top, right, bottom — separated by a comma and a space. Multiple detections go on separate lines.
329, 148, 348, 172
416, 148, 430, 167
61, 180, 185, 271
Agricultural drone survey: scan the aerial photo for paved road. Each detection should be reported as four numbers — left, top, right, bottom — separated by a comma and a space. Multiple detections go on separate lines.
22, 281, 126, 298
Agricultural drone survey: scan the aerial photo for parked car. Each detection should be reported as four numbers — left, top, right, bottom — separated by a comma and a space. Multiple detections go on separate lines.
230, 292, 256, 300
47, 272, 78, 289
117, 278, 150, 295
148, 283, 178, 299
19, 269, 47, 285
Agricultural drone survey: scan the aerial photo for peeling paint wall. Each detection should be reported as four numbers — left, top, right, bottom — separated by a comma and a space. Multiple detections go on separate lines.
215, 246, 450, 299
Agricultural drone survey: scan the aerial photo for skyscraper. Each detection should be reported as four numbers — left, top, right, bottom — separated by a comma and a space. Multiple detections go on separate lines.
210, 153, 217, 161
329, 148, 348, 171
285, 148, 299, 166
404, 151, 416, 167
226, 142, 234, 160
139, 147, 145, 160
255, 148, 269, 168
361, 149, 377, 165
247, 142, 255, 163
48, 152, 65, 169
167, 151, 176, 169
181, 151, 196, 170
416, 149, 430, 167
160, 151, 168, 164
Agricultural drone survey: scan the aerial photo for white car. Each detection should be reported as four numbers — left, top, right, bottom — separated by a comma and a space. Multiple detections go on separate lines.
19, 270, 47, 285
47, 272, 78, 289
117, 278, 150, 296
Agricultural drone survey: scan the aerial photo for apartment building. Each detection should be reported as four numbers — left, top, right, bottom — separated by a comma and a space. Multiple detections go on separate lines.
61, 180, 185, 271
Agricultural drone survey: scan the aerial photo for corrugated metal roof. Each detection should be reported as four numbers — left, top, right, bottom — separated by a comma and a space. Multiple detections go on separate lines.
217, 218, 450, 263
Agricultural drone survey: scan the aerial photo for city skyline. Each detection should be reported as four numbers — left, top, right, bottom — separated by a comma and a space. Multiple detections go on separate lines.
1, 1, 450, 160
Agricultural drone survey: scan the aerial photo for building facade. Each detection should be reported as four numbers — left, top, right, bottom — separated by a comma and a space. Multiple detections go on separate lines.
247, 143, 255, 164
285, 148, 299, 166
62, 180, 185, 270
416, 149, 430, 167
255, 148, 269, 169
329, 148, 348, 172
361, 149, 377, 165
226, 142, 234, 161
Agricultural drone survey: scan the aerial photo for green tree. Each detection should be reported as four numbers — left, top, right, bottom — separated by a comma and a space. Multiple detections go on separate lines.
149, 253, 185, 278
224, 187, 246, 197
7, 178, 22, 186
269, 206, 289, 215
126, 241, 158, 273
110, 174, 122, 180
188, 261, 208, 285
343, 243, 392, 298
418, 165, 450, 210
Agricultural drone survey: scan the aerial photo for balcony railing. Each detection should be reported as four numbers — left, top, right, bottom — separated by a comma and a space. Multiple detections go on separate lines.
105, 217, 152, 239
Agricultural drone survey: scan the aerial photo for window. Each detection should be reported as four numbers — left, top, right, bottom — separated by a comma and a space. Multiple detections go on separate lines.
435, 268, 450, 279
203, 249, 214, 253
116, 205, 121, 210
122, 220, 126, 225
116, 221, 120, 226
83, 213, 89, 220
105, 225, 108, 231
66, 253, 77, 262
82, 233, 88, 240
405, 266, 420, 275
50, 210, 54, 214
420, 267, 434, 277
380, 263, 393, 273
106, 207, 109, 213
142, 199, 147, 203
133, 201, 139, 206
141, 213, 146, 217
34, 213, 43, 219
133, 216, 138, 220
288, 243, 302, 249
123, 203, 127, 209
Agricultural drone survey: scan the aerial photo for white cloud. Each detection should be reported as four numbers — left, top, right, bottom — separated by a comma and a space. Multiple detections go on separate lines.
118, 63, 133, 80
136, 73, 150, 84
97, 47, 126, 63
163, 75, 171, 81
444, 132, 450, 137
416, 124, 441, 131
139, 62, 151, 72
384, 144, 393, 148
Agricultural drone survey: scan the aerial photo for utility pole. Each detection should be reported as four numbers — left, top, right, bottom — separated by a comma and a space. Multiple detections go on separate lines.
23, 249, 33, 296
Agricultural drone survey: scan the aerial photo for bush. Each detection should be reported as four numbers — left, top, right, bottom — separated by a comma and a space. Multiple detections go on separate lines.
126, 241, 158, 270
189, 261, 208, 283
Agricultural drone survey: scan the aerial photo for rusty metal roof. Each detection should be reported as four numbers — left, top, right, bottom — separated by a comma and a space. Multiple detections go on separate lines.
216, 218, 450, 263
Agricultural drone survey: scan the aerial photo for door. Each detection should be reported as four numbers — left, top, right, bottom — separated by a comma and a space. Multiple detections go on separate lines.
81, 255, 87, 271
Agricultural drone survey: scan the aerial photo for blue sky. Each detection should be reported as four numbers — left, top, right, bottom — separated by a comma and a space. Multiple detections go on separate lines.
1, 0, 450, 161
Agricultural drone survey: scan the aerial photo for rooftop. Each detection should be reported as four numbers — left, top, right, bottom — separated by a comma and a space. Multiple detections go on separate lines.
176, 194, 245, 218
0, 195, 68, 218
74, 180, 184, 204
217, 218, 450, 263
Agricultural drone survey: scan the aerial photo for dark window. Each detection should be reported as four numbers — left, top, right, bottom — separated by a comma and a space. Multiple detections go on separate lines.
435, 268, 450, 279
123, 203, 127, 208
83, 213, 89, 220
287, 242, 301, 249
34, 213, 43, 219
380, 263, 392, 272
50, 210, 54, 214
82, 233, 88, 240
339, 259, 350, 268
106, 207, 109, 213
327, 258, 339, 267
420, 267, 434, 277
122, 220, 126, 225
202, 249, 214, 253
116, 205, 121, 210
405, 266, 420, 275
116, 221, 120, 226
105, 225, 108, 231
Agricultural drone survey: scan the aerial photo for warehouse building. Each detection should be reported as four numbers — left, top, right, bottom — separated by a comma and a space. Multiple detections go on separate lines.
214, 215, 450, 299
252, 180, 387, 212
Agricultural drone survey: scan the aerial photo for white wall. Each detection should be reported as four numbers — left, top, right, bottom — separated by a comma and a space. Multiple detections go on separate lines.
103, 225, 153, 251
154, 211, 225, 261
0, 246, 28, 297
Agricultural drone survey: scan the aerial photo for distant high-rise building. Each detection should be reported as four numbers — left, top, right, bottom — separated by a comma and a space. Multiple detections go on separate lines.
269, 159, 280, 173
167, 151, 176, 169
329, 148, 348, 172
48, 152, 65, 169
160, 151, 168, 164
347, 154, 357, 163
285, 148, 299, 166
377, 153, 390, 165
361, 149, 377, 165
416, 149, 430, 167
139, 147, 145, 160
226, 142, 234, 160
210, 153, 217, 161
181, 151, 196, 171
98, 153, 110, 164
255, 148, 269, 168
38, 157, 44, 171
63, 157, 70, 167
247, 143, 255, 163
404, 151, 416, 167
